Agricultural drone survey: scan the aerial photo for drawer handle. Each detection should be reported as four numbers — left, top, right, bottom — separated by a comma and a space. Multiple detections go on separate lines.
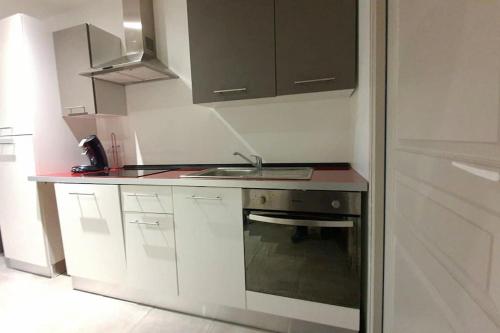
213, 88, 247, 94
128, 220, 160, 226
69, 192, 95, 196
127, 193, 159, 198
187, 195, 222, 201
294, 77, 335, 85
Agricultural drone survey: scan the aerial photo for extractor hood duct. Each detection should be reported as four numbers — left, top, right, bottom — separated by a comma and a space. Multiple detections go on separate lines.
81, 0, 178, 85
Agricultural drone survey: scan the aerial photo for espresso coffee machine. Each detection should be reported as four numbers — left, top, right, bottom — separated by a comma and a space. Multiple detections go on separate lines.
71, 135, 109, 173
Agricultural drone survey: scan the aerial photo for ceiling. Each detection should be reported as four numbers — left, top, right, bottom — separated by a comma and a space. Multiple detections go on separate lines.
0, 0, 93, 20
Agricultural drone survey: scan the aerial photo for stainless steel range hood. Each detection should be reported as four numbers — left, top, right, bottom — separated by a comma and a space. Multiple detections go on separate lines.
81, 0, 178, 85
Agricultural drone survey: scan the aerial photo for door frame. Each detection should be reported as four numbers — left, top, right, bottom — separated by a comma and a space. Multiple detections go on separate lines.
366, 0, 387, 332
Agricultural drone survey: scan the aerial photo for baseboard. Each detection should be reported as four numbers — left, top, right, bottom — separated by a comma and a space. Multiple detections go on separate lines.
72, 276, 354, 333
5, 257, 66, 278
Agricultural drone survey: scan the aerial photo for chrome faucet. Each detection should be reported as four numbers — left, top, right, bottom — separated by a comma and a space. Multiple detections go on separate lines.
233, 152, 263, 171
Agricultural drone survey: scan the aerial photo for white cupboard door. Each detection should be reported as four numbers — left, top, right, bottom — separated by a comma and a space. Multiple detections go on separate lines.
385, 1, 500, 332
173, 187, 246, 309
124, 212, 178, 296
0, 135, 47, 267
0, 15, 34, 134
55, 184, 125, 283
52, 24, 96, 116
121, 186, 174, 214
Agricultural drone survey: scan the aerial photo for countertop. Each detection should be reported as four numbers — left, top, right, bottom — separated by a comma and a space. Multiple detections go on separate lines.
29, 168, 368, 192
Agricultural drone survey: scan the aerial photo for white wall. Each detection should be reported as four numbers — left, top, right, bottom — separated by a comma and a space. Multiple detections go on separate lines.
45, 0, 370, 172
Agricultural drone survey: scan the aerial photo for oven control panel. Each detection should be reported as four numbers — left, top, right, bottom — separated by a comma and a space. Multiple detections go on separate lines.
243, 189, 361, 216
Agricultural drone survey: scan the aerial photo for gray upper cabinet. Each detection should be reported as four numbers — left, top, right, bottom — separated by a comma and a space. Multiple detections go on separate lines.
53, 24, 126, 117
275, 0, 357, 96
187, 0, 276, 104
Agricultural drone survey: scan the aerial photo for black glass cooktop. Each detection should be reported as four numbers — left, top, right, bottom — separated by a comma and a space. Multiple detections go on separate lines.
82, 169, 174, 178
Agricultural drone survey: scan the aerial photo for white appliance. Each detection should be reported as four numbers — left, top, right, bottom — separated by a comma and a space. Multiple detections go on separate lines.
0, 14, 66, 276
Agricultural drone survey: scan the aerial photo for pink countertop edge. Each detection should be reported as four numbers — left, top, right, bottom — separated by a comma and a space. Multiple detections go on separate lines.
30, 168, 368, 192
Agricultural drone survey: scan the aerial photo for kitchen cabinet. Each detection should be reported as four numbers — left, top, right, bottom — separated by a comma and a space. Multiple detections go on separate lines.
123, 212, 178, 295
275, 0, 357, 95
187, 0, 276, 103
0, 14, 65, 277
55, 183, 126, 283
53, 24, 126, 117
173, 186, 246, 309
121, 185, 178, 295
187, 0, 357, 103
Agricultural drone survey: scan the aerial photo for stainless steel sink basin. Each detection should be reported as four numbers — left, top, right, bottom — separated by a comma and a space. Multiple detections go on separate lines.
181, 167, 314, 180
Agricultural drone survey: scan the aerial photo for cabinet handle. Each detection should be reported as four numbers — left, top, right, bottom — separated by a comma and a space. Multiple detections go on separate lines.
128, 220, 160, 226
213, 88, 247, 94
248, 214, 354, 228
0, 134, 32, 138
69, 192, 95, 196
64, 106, 88, 116
187, 195, 222, 201
294, 77, 336, 85
127, 193, 159, 198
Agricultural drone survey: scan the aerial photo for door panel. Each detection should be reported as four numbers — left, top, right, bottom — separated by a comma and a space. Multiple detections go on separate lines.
124, 212, 178, 295
0, 135, 47, 267
55, 184, 126, 283
187, 0, 276, 103
385, 0, 500, 332
275, 0, 357, 95
173, 186, 245, 309
53, 24, 96, 116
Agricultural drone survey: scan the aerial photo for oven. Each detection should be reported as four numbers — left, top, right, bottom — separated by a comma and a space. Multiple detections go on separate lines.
243, 189, 362, 309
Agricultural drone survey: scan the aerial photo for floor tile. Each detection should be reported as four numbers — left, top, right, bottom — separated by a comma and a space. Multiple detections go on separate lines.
131, 308, 214, 333
0, 255, 268, 333
207, 321, 269, 333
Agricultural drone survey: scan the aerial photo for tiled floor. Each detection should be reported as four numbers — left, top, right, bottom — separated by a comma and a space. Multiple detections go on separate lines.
0, 256, 268, 333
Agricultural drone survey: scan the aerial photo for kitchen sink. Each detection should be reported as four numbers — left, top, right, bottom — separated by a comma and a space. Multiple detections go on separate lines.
181, 167, 314, 180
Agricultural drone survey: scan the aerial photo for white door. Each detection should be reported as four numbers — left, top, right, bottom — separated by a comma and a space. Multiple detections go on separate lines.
0, 15, 34, 135
0, 135, 47, 267
123, 212, 178, 296
385, 1, 500, 332
173, 186, 246, 309
55, 184, 126, 284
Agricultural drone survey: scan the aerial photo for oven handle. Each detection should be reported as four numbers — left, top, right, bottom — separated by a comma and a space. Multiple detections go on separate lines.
247, 213, 353, 228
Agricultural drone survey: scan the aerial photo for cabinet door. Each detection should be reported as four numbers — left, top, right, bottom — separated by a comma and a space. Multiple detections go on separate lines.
0, 15, 34, 134
53, 25, 96, 116
173, 186, 245, 308
124, 213, 178, 296
0, 135, 48, 267
275, 0, 357, 95
55, 184, 125, 283
187, 0, 276, 103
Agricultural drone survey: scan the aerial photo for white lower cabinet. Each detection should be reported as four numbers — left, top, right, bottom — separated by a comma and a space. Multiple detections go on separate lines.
123, 212, 178, 295
173, 186, 246, 309
55, 183, 126, 283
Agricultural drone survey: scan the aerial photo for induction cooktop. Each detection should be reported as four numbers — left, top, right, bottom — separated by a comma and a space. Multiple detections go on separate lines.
82, 169, 174, 178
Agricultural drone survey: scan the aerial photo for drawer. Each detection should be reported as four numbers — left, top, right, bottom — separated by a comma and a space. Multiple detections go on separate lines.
124, 212, 178, 295
121, 185, 173, 213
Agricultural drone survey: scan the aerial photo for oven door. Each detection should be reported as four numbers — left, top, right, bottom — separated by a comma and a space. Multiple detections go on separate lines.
244, 210, 360, 309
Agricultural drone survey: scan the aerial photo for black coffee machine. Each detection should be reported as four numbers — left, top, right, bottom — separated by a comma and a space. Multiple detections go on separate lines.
71, 135, 109, 173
